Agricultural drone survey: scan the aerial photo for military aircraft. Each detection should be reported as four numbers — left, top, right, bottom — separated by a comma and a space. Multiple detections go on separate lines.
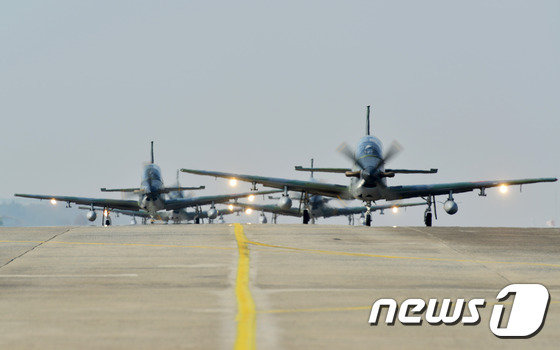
234, 198, 425, 225
78, 205, 241, 225
15, 142, 280, 225
78, 171, 243, 225
231, 159, 425, 225
181, 107, 557, 226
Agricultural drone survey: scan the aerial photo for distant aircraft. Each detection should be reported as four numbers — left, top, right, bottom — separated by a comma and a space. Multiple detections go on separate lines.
16, 142, 279, 225
235, 198, 425, 225
79, 205, 241, 225
78, 171, 243, 225
232, 159, 425, 225
182, 107, 557, 226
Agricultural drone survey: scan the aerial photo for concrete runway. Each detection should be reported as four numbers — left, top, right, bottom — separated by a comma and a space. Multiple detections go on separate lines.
0, 224, 558, 349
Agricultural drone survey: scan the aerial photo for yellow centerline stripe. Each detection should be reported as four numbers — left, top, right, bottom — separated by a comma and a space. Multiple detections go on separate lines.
245, 239, 560, 268
233, 224, 256, 350
0, 240, 234, 251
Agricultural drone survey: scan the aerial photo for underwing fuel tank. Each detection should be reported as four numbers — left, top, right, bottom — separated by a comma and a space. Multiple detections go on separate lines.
86, 210, 97, 222
443, 200, 458, 215
278, 196, 292, 209
207, 208, 218, 219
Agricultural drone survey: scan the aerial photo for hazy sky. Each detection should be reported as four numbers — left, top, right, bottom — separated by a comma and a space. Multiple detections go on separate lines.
1, 1, 558, 226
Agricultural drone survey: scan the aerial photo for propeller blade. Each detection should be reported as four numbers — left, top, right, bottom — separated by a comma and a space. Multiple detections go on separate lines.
383, 140, 403, 164
337, 142, 364, 169
373, 140, 402, 173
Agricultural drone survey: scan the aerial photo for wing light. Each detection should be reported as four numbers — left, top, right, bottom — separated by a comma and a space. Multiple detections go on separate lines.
229, 179, 238, 187
50, 198, 57, 205
245, 208, 253, 215
248, 194, 255, 202
228, 204, 234, 211
103, 209, 109, 216
392, 206, 399, 214
499, 184, 508, 194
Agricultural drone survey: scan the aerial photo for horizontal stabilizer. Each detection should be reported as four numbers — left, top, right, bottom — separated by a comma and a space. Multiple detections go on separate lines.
100, 188, 141, 193
294, 166, 350, 173
385, 168, 438, 174
161, 186, 205, 193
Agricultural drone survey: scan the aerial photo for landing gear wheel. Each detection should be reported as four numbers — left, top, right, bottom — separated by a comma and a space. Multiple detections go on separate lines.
365, 213, 372, 227
424, 211, 432, 227
194, 217, 200, 224
303, 210, 310, 224
105, 219, 111, 226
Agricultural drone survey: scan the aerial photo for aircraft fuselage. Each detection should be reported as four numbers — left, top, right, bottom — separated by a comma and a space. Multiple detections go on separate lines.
349, 135, 386, 201
140, 164, 165, 214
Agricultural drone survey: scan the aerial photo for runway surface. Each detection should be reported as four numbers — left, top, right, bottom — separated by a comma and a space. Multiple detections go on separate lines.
0, 224, 558, 349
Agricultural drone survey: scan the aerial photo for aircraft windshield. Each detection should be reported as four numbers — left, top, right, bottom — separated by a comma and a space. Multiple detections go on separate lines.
358, 142, 381, 157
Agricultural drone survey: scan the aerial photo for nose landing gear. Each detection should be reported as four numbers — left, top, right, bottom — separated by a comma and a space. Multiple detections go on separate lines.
365, 213, 372, 226
364, 201, 372, 226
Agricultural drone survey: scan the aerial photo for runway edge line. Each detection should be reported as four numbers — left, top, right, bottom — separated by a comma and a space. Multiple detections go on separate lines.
233, 223, 256, 350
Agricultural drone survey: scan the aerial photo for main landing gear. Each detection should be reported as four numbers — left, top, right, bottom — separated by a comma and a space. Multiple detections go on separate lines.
303, 209, 311, 224
102, 208, 112, 226
423, 195, 437, 227
424, 209, 432, 227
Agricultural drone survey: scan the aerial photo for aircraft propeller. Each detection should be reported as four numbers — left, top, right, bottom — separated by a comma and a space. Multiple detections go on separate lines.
337, 140, 403, 185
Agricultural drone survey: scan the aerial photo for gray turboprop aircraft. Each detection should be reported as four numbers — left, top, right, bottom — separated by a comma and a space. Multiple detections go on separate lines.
182, 107, 557, 226
232, 159, 426, 225
235, 198, 425, 225
16, 142, 280, 225
79, 171, 244, 225
80, 205, 241, 225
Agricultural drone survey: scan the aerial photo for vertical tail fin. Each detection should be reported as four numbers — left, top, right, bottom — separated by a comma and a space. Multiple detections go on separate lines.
150, 141, 154, 163
310, 158, 314, 178
366, 105, 371, 136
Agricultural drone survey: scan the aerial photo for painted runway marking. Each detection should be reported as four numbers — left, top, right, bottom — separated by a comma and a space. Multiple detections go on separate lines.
245, 239, 560, 268
0, 274, 138, 278
233, 223, 256, 350
0, 228, 72, 269
0, 240, 234, 251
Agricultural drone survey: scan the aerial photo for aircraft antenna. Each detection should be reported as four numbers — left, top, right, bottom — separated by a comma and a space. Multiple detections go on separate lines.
366, 105, 371, 136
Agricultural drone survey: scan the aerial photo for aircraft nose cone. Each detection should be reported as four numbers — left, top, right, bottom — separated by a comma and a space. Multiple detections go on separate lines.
361, 166, 377, 185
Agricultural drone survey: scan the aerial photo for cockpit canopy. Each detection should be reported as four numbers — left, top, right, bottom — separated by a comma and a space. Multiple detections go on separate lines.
357, 136, 382, 157
143, 164, 162, 181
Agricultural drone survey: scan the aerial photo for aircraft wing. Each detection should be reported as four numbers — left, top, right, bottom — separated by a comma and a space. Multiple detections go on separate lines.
163, 189, 282, 211
232, 202, 302, 217
15, 194, 140, 210
384, 178, 557, 200
181, 169, 351, 199
319, 201, 426, 217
